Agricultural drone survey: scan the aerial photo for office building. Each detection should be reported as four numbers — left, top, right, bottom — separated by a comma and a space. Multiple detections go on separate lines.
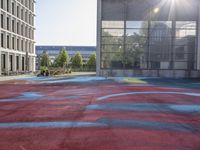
97, 0, 200, 78
0, 0, 36, 75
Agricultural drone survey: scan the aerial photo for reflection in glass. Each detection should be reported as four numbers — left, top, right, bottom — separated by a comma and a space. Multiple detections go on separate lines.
176, 29, 196, 38
100, 20, 197, 70
126, 37, 147, 45
102, 21, 124, 28
174, 38, 195, 70
102, 29, 124, 36
149, 21, 172, 69
102, 37, 123, 45
101, 44, 123, 52
126, 21, 148, 29
174, 21, 196, 70
125, 21, 148, 69
151, 21, 172, 29
126, 29, 148, 36
176, 21, 196, 29
125, 45, 146, 69
101, 52, 123, 69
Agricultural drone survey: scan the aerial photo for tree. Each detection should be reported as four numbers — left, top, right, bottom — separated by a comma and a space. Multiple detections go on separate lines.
87, 54, 96, 68
71, 52, 83, 68
40, 51, 50, 67
55, 48, 69, 68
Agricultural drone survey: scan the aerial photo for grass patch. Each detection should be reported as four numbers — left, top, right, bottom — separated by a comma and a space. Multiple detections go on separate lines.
124, 78, 147, 84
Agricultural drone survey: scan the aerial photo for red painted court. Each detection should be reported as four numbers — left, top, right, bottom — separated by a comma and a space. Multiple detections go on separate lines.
0, 76, 200, 150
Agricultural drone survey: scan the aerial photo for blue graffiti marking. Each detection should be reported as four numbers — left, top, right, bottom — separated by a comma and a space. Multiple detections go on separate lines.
97, 92, 200, 101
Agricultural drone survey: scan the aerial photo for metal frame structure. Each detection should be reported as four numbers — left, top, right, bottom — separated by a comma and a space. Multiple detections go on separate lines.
97, 0, 200, 78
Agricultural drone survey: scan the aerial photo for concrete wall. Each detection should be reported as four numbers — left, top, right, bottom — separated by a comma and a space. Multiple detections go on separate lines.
96, 0, 102, 76
99, 69, 200, 78
0, 48, 36, 75
197, 1, 200, 70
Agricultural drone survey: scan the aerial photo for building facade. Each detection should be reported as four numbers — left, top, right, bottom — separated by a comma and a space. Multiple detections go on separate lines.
97, 0, 200, 78
36, 46, 96, 69
0, 0, 36, 75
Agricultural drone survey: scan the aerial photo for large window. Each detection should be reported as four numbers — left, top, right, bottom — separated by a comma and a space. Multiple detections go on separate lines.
125, 21, 148, 69
9, 55, 13, 71
12, 2, 15, 15
100, 0, 198, 70
22, 57, 25, 71
149, 21, 172, 69
101, 21, 124, 69
1, 0, 3, 9
7, 0, 9, 11
12, 37, 15, 49
7, 17, 10, 30
1, 54, 6, 70
1, 33, 4, 48
7, 35, 10, 49
174, 21, 196, 70
1, 14, 4, 28
16, 56, 19, 70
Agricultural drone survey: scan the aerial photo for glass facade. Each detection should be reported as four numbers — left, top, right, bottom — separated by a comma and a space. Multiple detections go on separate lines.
100, 0, 198, 70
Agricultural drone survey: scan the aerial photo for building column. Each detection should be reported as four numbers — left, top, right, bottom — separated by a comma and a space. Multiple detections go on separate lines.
30, 56, 35, 72
0, 50, 1, 75
33, 56, 36, 72
19, 54, 22, 71
13, 53, 16, 72
5, 52, 9, 75
4, 32, 7, 49
96, 0, 102, 76
197, 2, 200, 70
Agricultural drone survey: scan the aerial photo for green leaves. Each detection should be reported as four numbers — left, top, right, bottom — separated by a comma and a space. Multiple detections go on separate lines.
87, 54, 96, 68
71, 52, 83, 68
54, 48, 69, 68
40, 51, 50, 67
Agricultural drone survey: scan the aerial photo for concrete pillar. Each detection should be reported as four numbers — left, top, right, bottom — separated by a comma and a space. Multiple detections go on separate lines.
19, 54, 22, 71
4, 32, 7, 49
0, 31, 1, 75
9, 34, 12, 49
28, 56, 31, 72
5, 52, 9, 75
14, 2, 17, 16
33, 56, 36, 72
197, 2, 200, 70
96, 0, 102, 76
14, 19, 17, 34
0, 50, 1, 75
14, 36, 17, 50
13, 53, 16, 72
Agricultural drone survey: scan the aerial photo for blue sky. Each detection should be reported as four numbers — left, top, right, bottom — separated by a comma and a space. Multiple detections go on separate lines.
35, 0, 97, 46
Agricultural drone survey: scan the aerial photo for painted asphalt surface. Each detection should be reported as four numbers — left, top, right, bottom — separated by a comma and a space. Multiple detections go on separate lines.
0, 76, 200, 150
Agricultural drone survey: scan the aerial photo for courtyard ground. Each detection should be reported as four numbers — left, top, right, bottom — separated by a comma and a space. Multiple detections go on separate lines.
0, 75, 200, 150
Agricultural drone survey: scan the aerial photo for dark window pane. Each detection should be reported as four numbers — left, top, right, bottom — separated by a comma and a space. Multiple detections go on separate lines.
127, 0, 153, 20
175, 0, 198, 21
102, 0, 124, 21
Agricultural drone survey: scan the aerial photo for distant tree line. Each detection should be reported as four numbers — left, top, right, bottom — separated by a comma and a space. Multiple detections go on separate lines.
40, 48, 96, 71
